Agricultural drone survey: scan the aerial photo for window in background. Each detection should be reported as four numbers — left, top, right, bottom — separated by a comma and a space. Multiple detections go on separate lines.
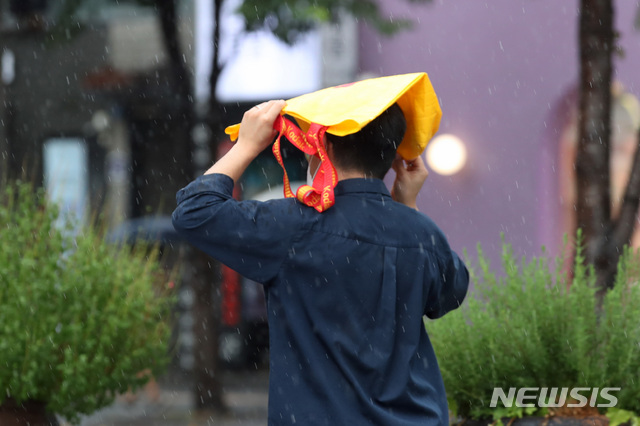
43, 138, 89, 225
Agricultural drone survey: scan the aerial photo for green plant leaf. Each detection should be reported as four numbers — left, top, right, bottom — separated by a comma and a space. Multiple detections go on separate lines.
607, 408, 640, 426
0, 181, 175, 421
427, 232, 640, 421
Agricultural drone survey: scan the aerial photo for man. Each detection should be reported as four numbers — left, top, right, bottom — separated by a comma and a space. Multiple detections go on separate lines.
172, 99, 469, 425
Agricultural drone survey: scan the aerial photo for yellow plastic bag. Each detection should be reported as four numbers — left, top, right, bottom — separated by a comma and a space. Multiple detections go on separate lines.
225, 72, 441, 160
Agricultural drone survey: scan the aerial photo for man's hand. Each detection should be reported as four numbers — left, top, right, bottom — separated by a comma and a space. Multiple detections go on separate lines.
391, 154, 428, 210
236, 100, 287, 157
205, 100, 286, 181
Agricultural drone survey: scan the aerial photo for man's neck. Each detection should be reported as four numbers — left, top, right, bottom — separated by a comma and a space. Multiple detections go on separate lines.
335, 168, 368, 181
326, 143, 369, 182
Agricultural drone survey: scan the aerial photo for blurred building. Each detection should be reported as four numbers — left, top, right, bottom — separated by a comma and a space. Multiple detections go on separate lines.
359, 0, 640, 265
3, 0, 640, 365
0, 0, 201, 373
0, 0, 192, 224
0, 0, 358, 223
0, 0, 359, 370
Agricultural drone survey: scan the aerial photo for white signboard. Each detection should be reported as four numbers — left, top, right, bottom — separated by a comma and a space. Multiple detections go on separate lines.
43, 138, 89, 223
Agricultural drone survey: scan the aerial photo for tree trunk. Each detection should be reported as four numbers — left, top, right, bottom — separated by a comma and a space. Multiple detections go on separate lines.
157, 0, 193, 124
575, 0, 615, 300
190, 249, 226, 412
155, 0, 194, 181
209, 0, 225, 138
611, 127, 640, 252
0, 72, 8, 181
576, 0, 640, 302
0, 6, 7, 181
155, 0, 226, 412
189, 0, 227, 411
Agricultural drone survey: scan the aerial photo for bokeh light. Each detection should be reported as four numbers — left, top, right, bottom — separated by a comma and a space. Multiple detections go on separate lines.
425, 134, 468, 176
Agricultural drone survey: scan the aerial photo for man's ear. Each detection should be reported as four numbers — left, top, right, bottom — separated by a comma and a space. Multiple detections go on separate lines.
324, 137, 335, 161
324, 135, 344, 174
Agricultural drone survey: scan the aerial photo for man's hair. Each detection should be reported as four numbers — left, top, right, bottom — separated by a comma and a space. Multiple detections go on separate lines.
325, 103, 406, 180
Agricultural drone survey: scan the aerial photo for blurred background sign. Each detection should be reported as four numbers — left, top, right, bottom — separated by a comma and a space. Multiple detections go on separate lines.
42, 138, 89, 224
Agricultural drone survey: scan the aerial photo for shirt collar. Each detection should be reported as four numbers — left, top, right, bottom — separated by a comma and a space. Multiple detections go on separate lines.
334, 178, 391, 199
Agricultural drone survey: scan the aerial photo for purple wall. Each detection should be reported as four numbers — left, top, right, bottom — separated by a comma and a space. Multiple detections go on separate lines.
362, 0, 640, 264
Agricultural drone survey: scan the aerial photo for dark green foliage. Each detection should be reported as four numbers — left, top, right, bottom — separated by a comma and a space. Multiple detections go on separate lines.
48, 0, 432, 47
0, 181, 174, 423
237, 0, 431, 45
427, 232, 640, 421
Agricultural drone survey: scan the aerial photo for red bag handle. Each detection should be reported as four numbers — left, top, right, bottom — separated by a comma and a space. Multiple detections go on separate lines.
272, 116, 338, 212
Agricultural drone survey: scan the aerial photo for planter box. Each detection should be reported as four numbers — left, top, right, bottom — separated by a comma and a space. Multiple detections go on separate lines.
457, 416, 610, 426
0, 399, 59, 426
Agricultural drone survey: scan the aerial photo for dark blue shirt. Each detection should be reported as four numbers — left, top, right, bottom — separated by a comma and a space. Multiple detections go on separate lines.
172, 174, 469, 426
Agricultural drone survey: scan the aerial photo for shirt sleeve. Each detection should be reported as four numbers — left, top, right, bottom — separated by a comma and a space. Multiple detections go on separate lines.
424, 248, 470, 319
171, 173, 302, 284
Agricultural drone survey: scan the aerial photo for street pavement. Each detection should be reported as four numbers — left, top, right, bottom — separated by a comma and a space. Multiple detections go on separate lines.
59, 369, 269, 426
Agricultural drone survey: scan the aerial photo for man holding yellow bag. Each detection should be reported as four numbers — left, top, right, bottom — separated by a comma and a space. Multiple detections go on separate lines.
172, 73, 469, 425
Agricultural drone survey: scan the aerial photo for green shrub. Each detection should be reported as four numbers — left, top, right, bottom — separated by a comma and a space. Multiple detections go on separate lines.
427, 232, 640, 421
0, 181, 174, 423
